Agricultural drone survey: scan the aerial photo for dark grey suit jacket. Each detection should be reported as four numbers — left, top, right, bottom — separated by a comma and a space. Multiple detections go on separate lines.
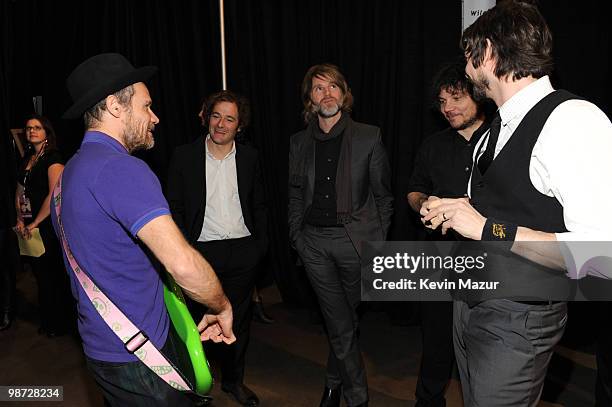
288, 118, 393, 256
166, 135, 268, 256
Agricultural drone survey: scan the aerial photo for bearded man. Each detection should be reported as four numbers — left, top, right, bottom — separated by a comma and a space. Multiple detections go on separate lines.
52, 53, 235, 406
288, 63, 393, 407
421, 1, 612, 405
406, 60, 488, 407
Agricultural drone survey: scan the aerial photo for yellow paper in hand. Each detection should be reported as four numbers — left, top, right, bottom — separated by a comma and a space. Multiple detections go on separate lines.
17, 228, 46, 257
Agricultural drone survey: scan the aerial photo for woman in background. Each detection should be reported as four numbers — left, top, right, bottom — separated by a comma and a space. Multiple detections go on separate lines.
14, 114, 72, 337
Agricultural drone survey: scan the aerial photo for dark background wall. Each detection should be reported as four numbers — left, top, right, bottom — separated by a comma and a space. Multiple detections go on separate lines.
1, 0, 610, 304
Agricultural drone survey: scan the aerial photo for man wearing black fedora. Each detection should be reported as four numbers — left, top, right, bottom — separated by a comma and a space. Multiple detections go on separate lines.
51, 52, 235, 406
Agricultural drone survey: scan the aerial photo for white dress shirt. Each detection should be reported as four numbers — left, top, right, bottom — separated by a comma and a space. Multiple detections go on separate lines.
197, 135, 251, 242
469, 76, 612, 244
468, 77, 612, 279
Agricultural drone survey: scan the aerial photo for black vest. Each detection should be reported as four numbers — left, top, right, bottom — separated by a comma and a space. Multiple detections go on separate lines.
462, 90, 580, 302
471, 90, 579, 231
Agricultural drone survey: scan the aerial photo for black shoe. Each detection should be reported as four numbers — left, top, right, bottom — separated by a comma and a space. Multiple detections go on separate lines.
252, 301, 274, 324
222, 383, 259, 406
319, 386, 341, 407
0, 309, 11, 331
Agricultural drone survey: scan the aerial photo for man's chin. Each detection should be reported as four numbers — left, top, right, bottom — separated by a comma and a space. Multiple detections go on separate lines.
317, 107, 341, 119
452, 117, 477, 131
128, 140, 155, 153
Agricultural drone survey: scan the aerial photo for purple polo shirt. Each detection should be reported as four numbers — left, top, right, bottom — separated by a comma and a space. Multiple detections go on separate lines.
50, 131, 170, 362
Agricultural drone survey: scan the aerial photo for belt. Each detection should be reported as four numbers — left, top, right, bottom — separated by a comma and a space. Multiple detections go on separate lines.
513, 300, 563, 306
466, 300, 563, 308
305, 222, 344, 228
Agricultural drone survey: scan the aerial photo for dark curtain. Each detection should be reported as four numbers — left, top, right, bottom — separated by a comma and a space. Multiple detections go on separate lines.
223, 0, 463, 303
223, 0, 611, 304
3, 0, 223, 180
2, 0, 610, 306
0, 1, 11, 141
540, 1, 611, 113
1, 0, 18, 228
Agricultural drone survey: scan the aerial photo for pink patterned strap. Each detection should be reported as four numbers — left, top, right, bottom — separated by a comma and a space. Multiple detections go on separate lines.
52, 175, 192, 392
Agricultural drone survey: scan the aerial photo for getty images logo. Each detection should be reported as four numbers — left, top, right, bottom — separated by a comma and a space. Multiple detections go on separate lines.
372, 252, 487, 274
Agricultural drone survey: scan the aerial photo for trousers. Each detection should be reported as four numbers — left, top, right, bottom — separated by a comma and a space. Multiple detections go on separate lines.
298, 224, 368, 406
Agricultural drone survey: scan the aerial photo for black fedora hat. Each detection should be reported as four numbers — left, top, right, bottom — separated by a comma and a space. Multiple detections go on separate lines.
63, 53, 157, 119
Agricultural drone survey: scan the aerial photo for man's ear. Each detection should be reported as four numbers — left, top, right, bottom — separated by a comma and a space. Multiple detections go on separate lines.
483, 39, 496, 70
106, 95, 123, 119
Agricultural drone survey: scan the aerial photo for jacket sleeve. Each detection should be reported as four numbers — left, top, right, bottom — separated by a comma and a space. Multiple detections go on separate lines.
287, 135, 305, 246
166, 148, 187, 237
369, 130, 394, 238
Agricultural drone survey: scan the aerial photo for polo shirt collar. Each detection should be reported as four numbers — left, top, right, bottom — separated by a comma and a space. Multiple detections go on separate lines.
82, 131, 129, 154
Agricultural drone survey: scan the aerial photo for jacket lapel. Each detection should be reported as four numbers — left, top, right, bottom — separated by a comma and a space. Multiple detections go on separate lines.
305, 137, 315, 199
192, 136, 207, 241
235, 143, 247, 210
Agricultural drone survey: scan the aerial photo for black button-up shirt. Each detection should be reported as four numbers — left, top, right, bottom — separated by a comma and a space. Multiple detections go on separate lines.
306, 133, 343, 226
408, 123, 488, 199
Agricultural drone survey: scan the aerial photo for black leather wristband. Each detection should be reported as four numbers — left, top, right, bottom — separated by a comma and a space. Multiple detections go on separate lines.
482, 218, 518, 242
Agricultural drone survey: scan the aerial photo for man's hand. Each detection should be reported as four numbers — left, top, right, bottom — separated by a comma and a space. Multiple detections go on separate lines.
421, 197, 486, 240
407, 191, 430, 213
198, 300, 236, 344
419, 195, 442, 223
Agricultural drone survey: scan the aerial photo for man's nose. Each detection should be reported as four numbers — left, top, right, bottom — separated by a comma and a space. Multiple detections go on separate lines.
150, 110, 160, 125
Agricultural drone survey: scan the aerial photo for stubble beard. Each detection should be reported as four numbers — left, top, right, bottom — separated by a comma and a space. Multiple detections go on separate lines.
452, 113, 479, 131
471, 72, 490, 101
123, 111, 154, 153
315, 98, 342, 118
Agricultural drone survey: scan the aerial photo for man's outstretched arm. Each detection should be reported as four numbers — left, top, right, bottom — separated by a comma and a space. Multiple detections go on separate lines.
138, 214, 235, 343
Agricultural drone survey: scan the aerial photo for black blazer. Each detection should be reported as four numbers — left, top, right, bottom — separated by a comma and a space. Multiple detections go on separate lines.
288, 118, 393, 256
166, 135, 268, 255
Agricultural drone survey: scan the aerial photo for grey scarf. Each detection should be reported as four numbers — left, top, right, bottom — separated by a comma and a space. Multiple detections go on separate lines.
308, 112, 353, 224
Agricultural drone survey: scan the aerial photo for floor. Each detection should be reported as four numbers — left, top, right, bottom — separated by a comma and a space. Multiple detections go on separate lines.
0, 267, 598, 406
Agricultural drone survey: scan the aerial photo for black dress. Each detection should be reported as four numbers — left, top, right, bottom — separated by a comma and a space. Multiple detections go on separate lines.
18, 149, 73, 335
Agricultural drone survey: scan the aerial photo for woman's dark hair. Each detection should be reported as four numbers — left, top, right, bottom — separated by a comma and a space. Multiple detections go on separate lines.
461, 0, 553, 81
23, 113, 57, 154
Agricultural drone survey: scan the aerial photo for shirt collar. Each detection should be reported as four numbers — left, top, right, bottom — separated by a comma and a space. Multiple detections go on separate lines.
82, 131, 129, 154
498, 75, 555, 127
452, 120, 487, 144
205, 134, 236, 160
